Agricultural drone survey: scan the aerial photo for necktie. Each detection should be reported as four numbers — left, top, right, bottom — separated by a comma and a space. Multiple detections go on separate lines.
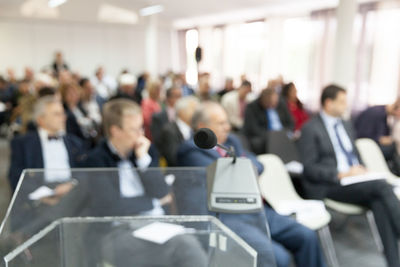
216, 147, 227, 157
333, 122, 356, 166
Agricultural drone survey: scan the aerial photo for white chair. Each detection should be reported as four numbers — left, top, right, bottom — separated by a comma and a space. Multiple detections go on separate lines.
356, 138, 400, 183
257, 154, 339, 267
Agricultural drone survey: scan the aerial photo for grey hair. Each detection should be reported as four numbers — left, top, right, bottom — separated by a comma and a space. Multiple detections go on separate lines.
175, 96, 199, 115
33, 96, 60, 121
190, 101, 222, 130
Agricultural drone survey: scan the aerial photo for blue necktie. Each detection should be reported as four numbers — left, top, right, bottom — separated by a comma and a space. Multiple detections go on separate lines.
333, 122, 357, 166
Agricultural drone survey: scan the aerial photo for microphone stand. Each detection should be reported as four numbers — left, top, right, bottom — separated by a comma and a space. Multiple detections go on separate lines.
216, 144, 236, 163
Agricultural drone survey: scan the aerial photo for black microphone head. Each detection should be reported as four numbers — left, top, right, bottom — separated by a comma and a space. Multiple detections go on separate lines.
194, 128, 217, 149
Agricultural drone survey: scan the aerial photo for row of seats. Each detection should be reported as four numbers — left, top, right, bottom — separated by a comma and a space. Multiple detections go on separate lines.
257, 138, 400, 267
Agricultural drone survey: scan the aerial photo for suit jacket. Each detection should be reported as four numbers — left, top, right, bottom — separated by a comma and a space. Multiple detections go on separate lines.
298, 114, 363, 199
354, 105, 389, 142
178, 134, 263, 174
176, 134, 263, 215
243, 97, 294, 139
82, 140, 168, 216
150, 109, 169, 144
8, 130, 84, 191
156, 122, 184, 166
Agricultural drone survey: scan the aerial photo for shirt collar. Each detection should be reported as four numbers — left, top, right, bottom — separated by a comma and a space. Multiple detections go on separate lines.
320, 110, 341, 127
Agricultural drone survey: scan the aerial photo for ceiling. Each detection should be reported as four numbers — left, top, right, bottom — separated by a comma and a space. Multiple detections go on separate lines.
0, 0, 384, 27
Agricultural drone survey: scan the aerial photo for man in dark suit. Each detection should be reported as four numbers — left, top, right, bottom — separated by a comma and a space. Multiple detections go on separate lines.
82, 99, 207, 267
178, 101, 326, 267
298, 85, 400, 267
83, 99, 170, 215
151, 86, 182, 143
7, 95, 88, 241
156, 96, 199, 166
9, 95, 84, 192
243, 87, 294, 154
354, 99, 400, 175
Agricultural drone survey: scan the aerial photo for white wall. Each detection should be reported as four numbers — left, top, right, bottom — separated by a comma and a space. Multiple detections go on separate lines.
0, 18, 173, 78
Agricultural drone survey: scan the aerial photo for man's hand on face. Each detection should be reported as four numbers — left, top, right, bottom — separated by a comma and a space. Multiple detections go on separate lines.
134, 135, 151, 159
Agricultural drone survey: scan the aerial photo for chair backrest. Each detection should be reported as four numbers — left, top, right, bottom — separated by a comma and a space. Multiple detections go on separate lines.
355, 138, 391, 174
257, 154, 302, 209
267, 131, 299, 163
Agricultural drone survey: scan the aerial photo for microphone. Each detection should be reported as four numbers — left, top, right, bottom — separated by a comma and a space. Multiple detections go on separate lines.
194, 128, 236, 163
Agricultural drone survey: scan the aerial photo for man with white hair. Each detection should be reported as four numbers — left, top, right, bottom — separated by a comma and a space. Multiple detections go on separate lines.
91, 66, 117, 105
8, 96, 85, 191
155, 96, 199, 166
110, 73, 140, 104
178, 101, 326, 267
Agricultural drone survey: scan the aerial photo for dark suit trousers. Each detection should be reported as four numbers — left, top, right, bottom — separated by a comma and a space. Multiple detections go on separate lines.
326, 180, 400, 267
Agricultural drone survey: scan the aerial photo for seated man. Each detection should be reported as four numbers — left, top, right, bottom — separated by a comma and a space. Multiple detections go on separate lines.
9, 95, 85, 191
6, 96, 88, 257
298, 85, 400, 267
243, 87, 294, 154
83, 98, 170, 215
82, 99, 207, 267
178, 101, 326, 267
156, 96, 199, 166
221, 80, 253, 131
151, 86, 182, 143
354, 98, 400, 175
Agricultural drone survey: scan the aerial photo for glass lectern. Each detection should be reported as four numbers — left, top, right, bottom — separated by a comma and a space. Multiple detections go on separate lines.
0, 168, 275, 266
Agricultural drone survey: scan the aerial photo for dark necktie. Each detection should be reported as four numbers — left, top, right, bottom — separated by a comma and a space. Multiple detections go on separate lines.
333, 122, 357, 166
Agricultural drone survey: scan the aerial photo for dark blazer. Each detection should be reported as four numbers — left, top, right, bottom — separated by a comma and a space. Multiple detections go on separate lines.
298, 114, 363, 199
243, 97, 295, 139
8, 130, 84, 191
176, 134, 263, 215
156, 122, 184, 166
82, 140, 168, 216
354, 105, 389, 142
178, 134, 263, 174
150, 109, 169, 144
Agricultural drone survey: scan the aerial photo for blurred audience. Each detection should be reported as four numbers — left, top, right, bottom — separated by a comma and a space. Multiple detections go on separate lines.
52, 51, 69, 76
281, 82, 309, 133
141, 80, 162, 140
299, 85, 400, 267
221, 80, 252, 131
155, 96, 199, 166
217, 77, 235, 99
91, 66, 117, 106
151, 86, 182, 143
354, 98, 400, 175
243, 87, 294, 154
177, 101, 326, 267
8, 96, 85, 191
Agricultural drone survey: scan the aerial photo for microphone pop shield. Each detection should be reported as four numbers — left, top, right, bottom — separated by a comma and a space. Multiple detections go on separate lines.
194, 128, 217, 149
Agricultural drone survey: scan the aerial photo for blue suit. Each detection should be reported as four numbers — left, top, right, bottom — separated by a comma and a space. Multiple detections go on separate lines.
177, 134, 326, 267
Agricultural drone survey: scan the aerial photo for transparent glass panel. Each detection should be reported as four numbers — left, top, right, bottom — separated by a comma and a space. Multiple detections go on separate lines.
0, 168, 274, 266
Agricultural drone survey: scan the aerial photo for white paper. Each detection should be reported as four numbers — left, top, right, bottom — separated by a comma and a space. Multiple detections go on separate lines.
28, 186, 55, 200
285, 161, 304, 174
340, 172, 387, 186
275, 200, 326, 217
132, 222, 186, 244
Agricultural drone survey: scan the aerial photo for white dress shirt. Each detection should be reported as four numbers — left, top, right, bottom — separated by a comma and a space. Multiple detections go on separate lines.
320, 111, 359, 173
107, 141, 164, 215
38, 128, 71, 183
176, 118, 192, 141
